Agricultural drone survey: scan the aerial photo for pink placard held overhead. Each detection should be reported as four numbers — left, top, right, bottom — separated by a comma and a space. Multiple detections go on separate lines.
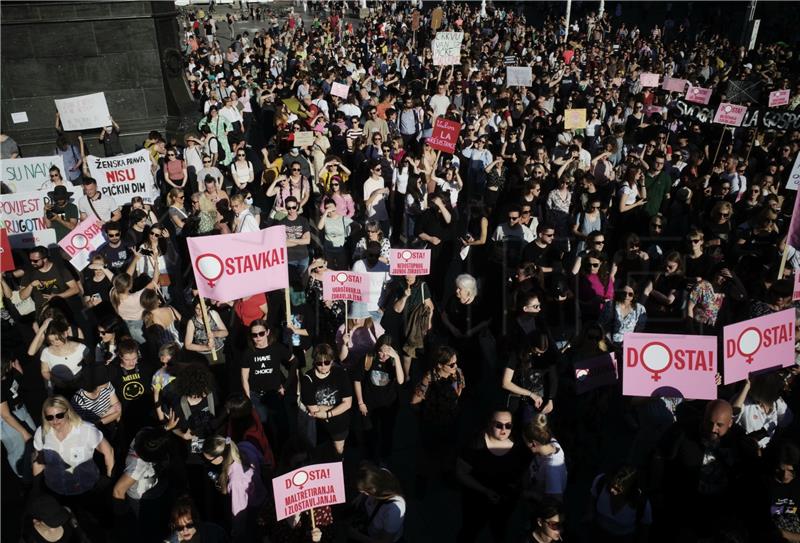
640, 72, 660, 87
187, 226, 289, 303
722, 309, 795, 385
427, 118, 462, 154
769, 89, 791, 108
662, 77, 688, 93
330, 82, 350, 99
58, 218, 104, 271
389, 248, 431, 276
685, 86, 712, 105
713, 103, 748, 126
622, 333, 718, 400
272, 462, 346, 521
322, 270, 370, 302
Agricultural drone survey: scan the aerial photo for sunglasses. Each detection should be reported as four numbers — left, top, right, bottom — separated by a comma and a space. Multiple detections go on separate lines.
167, 153, 176, 157
98, 329, 112, 335
107, 233, 121, 238
545, 520, 562, 530
291, 168, 301, 171
150, 232, 162, 237
331, 183, 340, 187
624, 291, 635, 297
589, 262, 601, 268
594, 240, 605, 244
493, 422, 513, 430
203, 160, 211, 163
30, 258, 43, 264
508, 215, 520, 220
250, 330, 267, 338
315, 359, 333, 367
444, 362, 457, 368
286, 206, 298, 210
719, 213, 731, 218
49, 174, 60, 178
690, 238, 703, 244
45, 412, 67, 421
237, 153, 245, 157
177, 523, 196, 531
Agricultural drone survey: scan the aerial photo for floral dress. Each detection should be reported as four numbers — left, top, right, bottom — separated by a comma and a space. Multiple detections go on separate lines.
688, 280, 723, 326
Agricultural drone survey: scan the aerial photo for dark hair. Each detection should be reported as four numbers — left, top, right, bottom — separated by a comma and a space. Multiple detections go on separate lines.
103, 221, 122, 234
175, 363, 214, 398
169, 496, 199, 532
432, 345, 457, 367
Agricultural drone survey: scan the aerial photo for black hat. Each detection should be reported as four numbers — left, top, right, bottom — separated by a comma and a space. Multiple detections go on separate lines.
133, 426, 170, 464
47, 185, 73, 201
28, 495, 70, 527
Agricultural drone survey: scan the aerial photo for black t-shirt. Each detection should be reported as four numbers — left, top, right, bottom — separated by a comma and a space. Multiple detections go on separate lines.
353, 355, 399, 408
242, 344, 292, 393
109, 363, 152, 409
20, 263, 74, 310
1, 370, 24, 410
94, 241, 131, 273
279, 215, 311, 261
458, 436, 528, 497
82, 274, 112, 306
768, 478, 800, 534
521, 241, 561, 270
505, 349, 557, 400
300, 366, 353, 409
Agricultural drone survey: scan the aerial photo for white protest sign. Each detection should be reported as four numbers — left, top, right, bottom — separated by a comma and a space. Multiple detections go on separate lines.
330, 82, 350, 99
506, 66, 532, 87
787, 152, 800, 191
87, 149, 158, 202
293, 131, 314, 147
54, 92, 112, 131
0, 191, 50, 237
432, 32, 463, 66
1, 155, 66, 193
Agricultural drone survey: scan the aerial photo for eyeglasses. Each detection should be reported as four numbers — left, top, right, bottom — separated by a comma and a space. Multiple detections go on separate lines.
286, 206, 298, 210
291, 168, 301, 172
250, 330, 267, 338
589, 261, 601, 268
315, 359, 333, 366
203, 160, 211, 164
444, 362, 457, 368
150, 232, 162, 237
167, 153, 176, 157
624, 291, 635, 297
690, 238, 703, 244
493, 421, 513, 430
542, 232, 554, 238
545, 520, 562, 530
30, 258, 42, 264
45, 412, 67, 421
237, 153, 245, 157
177, 195, 185, 200
177, 523, 195, 531
49, 174, 60, 178
107, 232, 121, 238
719, 213, 731, 218
594, 240, 605, 244
508, 215, 520, 221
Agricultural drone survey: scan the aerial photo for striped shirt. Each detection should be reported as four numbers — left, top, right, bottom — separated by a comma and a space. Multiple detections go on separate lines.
72, 383, 116, 424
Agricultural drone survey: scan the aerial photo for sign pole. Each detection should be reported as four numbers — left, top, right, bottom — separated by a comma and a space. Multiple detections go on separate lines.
284, 287, 291, 325
198, 297, 218, 363
344, 302, 349, 334
745, 127, 758, 162
310, 507, 316, 531
712, 126, 727, 165
778, 243, 790, 280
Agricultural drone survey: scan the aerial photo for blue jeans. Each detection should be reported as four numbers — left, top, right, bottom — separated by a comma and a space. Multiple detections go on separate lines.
1, 405, 35, 478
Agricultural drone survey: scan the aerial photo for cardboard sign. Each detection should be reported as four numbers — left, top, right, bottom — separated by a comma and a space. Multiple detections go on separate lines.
1, 155, 67, 193
272, 462, 346, 521
662, 77, 687, 93
794, 272, 800, 302
54, 92, 111, 131
322, 270, 370, 302
564, 108, 587, 130
411, 10, 420, 32
713, 103, 748, 127
723, 309, 795, 385
574, 353, 618, 394
769, 89, 791, 108
506, 66, 532, 87
389, 248, 431, 276
330, 82, 350, 99
8, 229, 56, 250
640, 73, 660, 87
622, 333, 718, 400
58, 218, 104, 271
431, 7, 443, 30
432, 32, 463, 66
86, 149, 158, 202
0, 229, 14, 272
644, 105, 666, 117
188, 226, 289, 303
0, 191, 49, 236
685, 86, 712, 105
427, 118, 462, 154
786, 152, 800, 191
293, 131, 314, 147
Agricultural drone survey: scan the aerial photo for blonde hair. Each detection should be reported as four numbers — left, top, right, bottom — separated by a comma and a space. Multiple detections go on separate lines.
110, 273, 133, 310
41, 396, 82, 434
230, 193, 245, 205
523, 413, 553, 445
167, 188, 183, 206
202, 436, 242, 493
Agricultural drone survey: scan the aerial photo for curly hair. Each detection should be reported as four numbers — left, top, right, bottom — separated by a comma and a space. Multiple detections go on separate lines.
175, 363, 214, 398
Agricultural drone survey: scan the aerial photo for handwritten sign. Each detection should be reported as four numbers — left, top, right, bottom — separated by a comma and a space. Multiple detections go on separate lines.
574, 353, 618, 394
622, 332, 718, 400
769, 89, 791, 108
722, 309, 795, 385
427, 118, 462, 154
272, 462, 346, 521
86, 149, 158, 202
432, 32, 463, 66
714, 103, 748, 127
322, 271, 370, 302
54, 92, 111, 131
685, 86, 712, 105
293, 131, 314, 147
506, 66, 532, 87
640, 73, 660, 87
330, 82, 350, 99
564, 109, 587, 130
389, 248, 431, 276
1, 155, 67, 193
0, 191, 49, 237
662, 77, 688, 93
58, 218, 104, 271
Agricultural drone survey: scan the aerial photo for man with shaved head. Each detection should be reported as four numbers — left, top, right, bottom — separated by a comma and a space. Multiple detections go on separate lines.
652, 399, 758, 540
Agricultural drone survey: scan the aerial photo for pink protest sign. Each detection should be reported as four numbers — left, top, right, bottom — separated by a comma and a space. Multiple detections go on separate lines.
330, 82, 350, 99
323, 270, 370, 302
389, 248, 431, 276
272, 462, 346, 521
622, 333, 717, 400
58, 218, 104, 271
685, 86, 712, 105
714, 103, 748, 127
427, 118, 462, 154
662, 77, 687, 93
188, 226, 288, 302
794, 272, 800, 302
722, 309, 795, 385
640, 72, 660, 87
574, 353, 618, 394
769, 89, 791, 108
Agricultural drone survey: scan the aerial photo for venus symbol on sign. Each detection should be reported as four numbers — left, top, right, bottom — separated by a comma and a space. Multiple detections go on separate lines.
641, 342, 672, 381
737, 327, 762, 364
70, 234, 88, 251
291, 470, 309, 489
195, 253, 224, 287
333, 272, 349, 285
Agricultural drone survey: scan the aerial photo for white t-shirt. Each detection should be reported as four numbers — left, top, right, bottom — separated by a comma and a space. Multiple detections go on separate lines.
363, 176, 389, 221
41, 345, 86, 378
735, 398, 792, 449
33, 420, 103, 470
123, 444, 159, 499
79, 193, 120, 222
364, 496, 406, 542
429, 94, 451, 118
527, 439, 568, 498
236, 209, 259, 233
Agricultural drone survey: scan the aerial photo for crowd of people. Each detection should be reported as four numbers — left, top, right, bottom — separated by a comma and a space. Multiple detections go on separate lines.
2, 1, 800, 542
